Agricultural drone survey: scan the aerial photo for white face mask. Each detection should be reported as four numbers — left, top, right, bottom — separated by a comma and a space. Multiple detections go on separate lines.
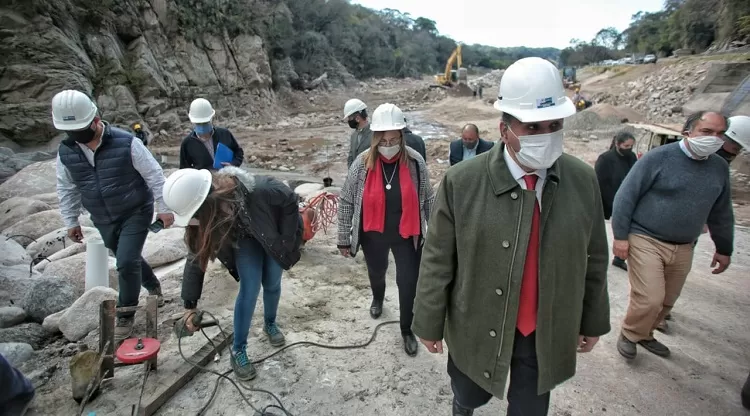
687, 136, 724, 159
378, 145, 400, 159
508, 128, 564, 170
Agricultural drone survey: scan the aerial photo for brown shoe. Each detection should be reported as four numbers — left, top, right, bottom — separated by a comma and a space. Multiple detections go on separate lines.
114, 316, 134, 343
617, 334, 637, 359
638, 338, 670, 357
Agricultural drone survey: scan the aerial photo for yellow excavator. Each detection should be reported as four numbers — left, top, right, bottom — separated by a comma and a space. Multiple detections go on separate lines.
432, 44, 467, 88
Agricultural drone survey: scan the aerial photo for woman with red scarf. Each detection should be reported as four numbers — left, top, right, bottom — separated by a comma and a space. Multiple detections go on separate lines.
337, 103, 434, 357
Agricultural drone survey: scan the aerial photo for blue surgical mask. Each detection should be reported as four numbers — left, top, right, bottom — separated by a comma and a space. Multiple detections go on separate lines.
194, 123, 213, 136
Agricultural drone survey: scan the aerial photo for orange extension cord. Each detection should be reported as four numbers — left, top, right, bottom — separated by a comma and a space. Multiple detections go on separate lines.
299, 192, 339, 242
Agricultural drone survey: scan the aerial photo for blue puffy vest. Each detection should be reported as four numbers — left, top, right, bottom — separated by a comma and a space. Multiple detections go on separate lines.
58, 125, 153, 225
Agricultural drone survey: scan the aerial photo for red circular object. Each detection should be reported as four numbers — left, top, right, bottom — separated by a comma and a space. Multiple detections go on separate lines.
115, 338, 161, 364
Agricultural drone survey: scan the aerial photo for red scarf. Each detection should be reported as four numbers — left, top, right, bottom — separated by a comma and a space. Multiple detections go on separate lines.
362, 154, 421, 238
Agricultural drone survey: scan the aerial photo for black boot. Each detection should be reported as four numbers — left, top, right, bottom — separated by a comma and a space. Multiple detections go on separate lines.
403, 332, 418, 357
612, 256, 628, 271
452, 398, 474, 416
370, 299, 383, 319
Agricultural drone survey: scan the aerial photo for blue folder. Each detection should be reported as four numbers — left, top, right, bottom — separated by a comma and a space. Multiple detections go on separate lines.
213, 142, 234, 170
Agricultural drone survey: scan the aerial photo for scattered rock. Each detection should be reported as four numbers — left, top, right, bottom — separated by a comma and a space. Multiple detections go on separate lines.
0, 237, 30, 267
0, 306, 27, 328
142, 227, 188, 268
21, 277, 78, 323
70, 348, 102, 403
0, 323, 51, 350
59, 287, 118, 342
0, 196, 51, 232
0, 342, 34, 366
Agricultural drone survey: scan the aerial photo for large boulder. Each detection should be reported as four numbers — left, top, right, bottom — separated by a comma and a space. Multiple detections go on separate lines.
41, 252, 119, 293
58, 287, 118, 342
3, 211, 93, 248
142, 227, 187, 268
0, 236, 30, 267
21, 277, 78, 323
0, 196, 51, 232
34, 242, 87, 272
0, 264, 40, 307
0, 306, 26, 328
0, 160, 57, 203
26, 226, 100, 260
0, 323, 52, 350
42, 309, 66, 334
0, 342, 34, 366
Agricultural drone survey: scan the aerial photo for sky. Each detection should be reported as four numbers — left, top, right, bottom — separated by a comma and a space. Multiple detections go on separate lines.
351, 0, 666, 49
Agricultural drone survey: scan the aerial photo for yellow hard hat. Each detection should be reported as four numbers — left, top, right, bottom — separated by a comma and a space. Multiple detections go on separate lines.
134, 123, 142, 129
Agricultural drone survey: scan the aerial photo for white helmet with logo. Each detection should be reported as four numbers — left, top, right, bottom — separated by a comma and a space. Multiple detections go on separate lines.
343, 98, 367, 119
494, 57, 576, 123
726, 115, 750, 149
163, 169, 214, 227
370, 103, 406, 132
188, 98, 216, 124
51, 90, 98, 131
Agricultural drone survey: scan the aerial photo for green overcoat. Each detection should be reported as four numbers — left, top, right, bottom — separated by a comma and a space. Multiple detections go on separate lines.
412, 143, 611, 397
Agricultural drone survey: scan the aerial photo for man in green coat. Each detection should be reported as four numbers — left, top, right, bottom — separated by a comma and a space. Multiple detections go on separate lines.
412, 57, 611, 416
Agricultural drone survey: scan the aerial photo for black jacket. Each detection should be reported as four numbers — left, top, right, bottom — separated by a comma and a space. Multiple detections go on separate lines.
58, 124, 152, 225
403, 127, 427, 162
449, 138, 494, 166
179, 127, 244, 170
594, 147, 638, 219
181, 167, 303, 307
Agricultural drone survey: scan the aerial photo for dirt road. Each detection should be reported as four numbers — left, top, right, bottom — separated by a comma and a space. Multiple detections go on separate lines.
25, 74, 750, 415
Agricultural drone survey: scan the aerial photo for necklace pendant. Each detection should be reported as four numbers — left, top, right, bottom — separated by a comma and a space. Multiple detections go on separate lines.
385, 184, 392, 190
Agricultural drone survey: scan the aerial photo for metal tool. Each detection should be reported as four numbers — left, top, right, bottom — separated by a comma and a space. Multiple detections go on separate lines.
164, 311, 219, 339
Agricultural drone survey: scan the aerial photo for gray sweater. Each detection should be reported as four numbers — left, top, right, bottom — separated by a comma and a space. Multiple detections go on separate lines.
611, 142, 734, 255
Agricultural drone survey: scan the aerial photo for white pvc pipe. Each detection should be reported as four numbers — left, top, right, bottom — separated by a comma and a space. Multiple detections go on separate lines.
85, 239, 109, 291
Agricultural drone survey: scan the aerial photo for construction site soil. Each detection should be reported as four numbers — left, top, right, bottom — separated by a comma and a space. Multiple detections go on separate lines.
12, 59, 750, 416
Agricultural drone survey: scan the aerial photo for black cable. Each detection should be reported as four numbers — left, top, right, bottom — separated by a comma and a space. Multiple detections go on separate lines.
176, 311, 400, 416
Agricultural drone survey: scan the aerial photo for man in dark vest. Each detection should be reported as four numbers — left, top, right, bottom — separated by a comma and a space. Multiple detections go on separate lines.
449, 124, 494, 166
52, 90, 174, 342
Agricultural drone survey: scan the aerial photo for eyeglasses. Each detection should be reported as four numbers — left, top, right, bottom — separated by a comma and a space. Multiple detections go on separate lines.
378, 138, 401, 146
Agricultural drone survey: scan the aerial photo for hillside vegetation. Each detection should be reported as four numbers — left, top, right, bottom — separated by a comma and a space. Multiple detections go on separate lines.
560, 0, 750, 66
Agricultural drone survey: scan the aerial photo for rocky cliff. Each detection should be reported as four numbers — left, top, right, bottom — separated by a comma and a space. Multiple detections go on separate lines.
0, 0, 349, 148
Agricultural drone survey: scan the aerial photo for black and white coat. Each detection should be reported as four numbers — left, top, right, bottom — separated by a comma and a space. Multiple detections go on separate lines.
337, 147, 435, 256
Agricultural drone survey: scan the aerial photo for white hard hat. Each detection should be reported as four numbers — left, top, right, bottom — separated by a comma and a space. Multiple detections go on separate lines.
370, 103, 406, 132
726, 115, 750, 149
163, 169, 213, 227
343, 98, 367, 118
51, 90, 98, 131
188, 98, 215, 124
494, 57, 576, 123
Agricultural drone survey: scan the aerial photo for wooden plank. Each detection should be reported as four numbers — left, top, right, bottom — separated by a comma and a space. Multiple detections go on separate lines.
99, 299, 116, 379
145, 296, 158, 371
138, 330, 233, 416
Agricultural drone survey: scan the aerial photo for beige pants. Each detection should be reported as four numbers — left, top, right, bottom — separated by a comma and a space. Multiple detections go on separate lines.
622, 233, 694, 342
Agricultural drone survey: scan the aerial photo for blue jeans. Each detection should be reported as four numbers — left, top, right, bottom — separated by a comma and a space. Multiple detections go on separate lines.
233, 238, 283, 352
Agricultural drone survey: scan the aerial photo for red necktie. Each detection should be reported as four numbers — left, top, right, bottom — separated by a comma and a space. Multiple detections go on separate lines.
517, 174, 540, 336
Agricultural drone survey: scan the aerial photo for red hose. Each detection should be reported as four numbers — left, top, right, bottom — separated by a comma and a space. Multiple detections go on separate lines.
299, 192, 339, 241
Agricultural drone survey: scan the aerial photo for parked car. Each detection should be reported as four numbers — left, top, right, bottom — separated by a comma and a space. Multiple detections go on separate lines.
643, 54, 657, 64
